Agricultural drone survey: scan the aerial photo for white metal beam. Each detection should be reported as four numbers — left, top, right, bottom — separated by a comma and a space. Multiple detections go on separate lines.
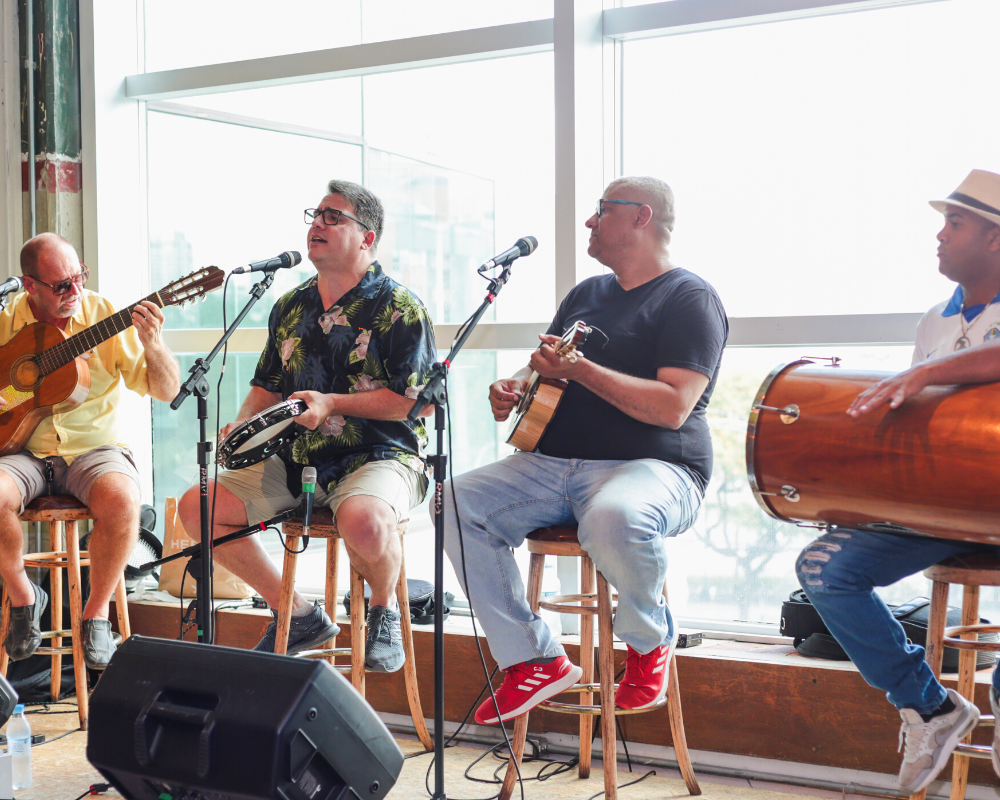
163, 314, 921, 356
125, 20, 554, 101
553, 0, 607, 302
603, 0, 946, 40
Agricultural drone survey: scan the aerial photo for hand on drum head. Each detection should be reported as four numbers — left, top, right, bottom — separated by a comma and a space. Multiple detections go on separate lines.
288, 390, 336, 430
847, 364, 931, 417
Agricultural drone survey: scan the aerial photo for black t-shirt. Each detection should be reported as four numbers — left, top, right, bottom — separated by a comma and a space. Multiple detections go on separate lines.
538, 268, 728, 492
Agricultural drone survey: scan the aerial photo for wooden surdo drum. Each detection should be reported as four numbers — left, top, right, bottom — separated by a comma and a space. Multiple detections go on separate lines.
746, 359, 1000, 544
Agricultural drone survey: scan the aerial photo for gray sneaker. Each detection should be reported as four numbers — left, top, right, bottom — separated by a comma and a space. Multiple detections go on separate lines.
898, 688, 980, 793
364, 605, 405, 673
253, 601, 340, 655
82, 618, 117, 670
990, 689, 1000, 778
4, 581, 48, 661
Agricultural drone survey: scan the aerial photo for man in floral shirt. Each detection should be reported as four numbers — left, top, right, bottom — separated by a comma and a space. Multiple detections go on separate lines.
178, 180, 436, 671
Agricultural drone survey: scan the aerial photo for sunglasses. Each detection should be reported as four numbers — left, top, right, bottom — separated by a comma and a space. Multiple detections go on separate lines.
29, 264, 89, 296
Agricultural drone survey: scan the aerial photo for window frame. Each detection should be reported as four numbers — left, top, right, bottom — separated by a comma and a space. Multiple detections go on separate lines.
58, 0, 947, 632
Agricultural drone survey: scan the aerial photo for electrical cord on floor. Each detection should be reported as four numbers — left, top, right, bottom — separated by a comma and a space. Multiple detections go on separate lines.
33, 727, 81, 746
25, 701, 78, 715
70, 781, 111, 800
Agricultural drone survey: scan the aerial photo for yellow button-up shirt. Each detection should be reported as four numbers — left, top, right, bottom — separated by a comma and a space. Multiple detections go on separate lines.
0, 290, 149, 463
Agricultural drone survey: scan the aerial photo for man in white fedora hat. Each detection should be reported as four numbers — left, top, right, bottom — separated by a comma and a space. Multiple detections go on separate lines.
795, 169, 1000, 794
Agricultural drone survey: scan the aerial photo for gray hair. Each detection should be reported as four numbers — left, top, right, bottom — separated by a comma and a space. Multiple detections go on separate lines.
326, 179, 385, 254
20, 232, 79, 278
606, 176, 675, 243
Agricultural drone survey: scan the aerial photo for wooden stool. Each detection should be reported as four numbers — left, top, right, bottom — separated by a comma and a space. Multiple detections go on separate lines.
909, 552, 1000, 800
0, 496, 132, 730
499, 526, 700, 800
277, 507, 432, 751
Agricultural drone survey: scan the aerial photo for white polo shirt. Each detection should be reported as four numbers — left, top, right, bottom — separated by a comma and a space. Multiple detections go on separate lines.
912, 285, 1000, 365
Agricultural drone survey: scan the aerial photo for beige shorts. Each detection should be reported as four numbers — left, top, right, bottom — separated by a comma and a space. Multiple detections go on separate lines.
217, 457, 427, 527
0, 446, 140, 514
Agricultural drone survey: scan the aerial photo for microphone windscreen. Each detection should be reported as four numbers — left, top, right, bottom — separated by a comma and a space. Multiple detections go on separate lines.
517, 237, 538, 256
302, 466, 317, 484
284, 251, 303, 267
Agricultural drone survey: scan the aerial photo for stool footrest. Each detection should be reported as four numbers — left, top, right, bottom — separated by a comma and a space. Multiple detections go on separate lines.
35, 645, 75, 656
540, 683, 669, 716
955, 742, 993, 760
294, 647, 352, 660
539, 593, 618, 616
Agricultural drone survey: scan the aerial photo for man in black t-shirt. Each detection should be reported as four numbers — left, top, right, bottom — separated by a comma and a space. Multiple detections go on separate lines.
442, 176, 728, 725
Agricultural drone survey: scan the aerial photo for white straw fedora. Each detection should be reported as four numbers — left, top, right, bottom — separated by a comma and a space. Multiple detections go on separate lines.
930, 169, 1000, 226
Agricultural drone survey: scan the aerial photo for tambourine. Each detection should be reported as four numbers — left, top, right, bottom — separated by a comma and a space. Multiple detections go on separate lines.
217, 398, 307, 470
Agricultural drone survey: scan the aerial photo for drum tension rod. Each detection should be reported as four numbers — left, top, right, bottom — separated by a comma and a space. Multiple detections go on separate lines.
757, 485, 800, 502
753, 403, 800, 424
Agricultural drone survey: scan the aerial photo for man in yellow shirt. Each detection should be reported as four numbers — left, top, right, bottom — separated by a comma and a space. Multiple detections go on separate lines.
0, 233, 179, 669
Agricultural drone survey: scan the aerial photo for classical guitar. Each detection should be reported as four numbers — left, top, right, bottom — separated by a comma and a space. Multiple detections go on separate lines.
506, 320, 591, 452
0, 266, 224, 455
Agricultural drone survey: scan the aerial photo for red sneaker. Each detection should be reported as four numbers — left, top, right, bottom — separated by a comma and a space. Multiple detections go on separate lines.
615, 635, 676, 711
475, 656, 583, 725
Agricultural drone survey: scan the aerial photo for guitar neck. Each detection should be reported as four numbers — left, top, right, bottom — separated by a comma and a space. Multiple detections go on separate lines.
37, 292, 163, 376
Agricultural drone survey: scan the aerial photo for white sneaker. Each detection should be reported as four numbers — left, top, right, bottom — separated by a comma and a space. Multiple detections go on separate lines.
990, 689, 1000, 779
897, 689, 980, 794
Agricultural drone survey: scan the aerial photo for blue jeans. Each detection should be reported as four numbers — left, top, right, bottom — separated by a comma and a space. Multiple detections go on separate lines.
441, 452, 702, 670
796, 529, 1000, 714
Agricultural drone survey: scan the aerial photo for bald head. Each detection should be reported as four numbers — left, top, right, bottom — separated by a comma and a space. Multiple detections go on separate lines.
20, 233, 79, 279
605, 176, 675, 243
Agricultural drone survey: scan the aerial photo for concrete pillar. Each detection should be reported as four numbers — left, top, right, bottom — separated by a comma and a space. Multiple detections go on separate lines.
20, 0, 82, 251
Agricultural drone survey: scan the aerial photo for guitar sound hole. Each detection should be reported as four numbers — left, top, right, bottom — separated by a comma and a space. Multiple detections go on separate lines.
11, 356, 41, 391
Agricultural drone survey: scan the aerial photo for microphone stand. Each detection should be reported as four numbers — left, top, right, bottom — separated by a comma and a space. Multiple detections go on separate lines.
407, 260, 515, 800
170, 269, 278, 645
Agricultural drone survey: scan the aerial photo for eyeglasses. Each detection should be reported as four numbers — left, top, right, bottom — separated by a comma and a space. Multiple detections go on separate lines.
596, 198, 643, 218
304, 207, 371, 231
29, 264, 89, 296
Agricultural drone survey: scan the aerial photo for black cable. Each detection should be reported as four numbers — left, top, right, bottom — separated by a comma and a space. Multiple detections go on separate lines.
69, 782, 111, 800
584, 769, 655, 800
442, 376, 525, 800
34, 727, 80, 746
208, 271, 233, 638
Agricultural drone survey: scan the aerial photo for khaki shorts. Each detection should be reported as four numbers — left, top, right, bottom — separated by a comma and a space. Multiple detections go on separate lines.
217, 457, 427, 527
0, 446, 140, 514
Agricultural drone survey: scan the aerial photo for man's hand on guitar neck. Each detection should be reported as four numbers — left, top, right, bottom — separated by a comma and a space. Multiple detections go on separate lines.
529, 333, 584, 381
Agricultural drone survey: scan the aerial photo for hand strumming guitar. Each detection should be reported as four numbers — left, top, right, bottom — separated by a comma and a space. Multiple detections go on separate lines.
489, 376, 528, 422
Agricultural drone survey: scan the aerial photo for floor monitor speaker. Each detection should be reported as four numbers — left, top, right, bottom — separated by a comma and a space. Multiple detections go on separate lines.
86, 636, 403, 800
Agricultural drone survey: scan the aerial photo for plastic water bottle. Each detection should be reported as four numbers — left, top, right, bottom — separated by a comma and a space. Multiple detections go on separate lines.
540, 559, 562, 637
8, 704, 31, 789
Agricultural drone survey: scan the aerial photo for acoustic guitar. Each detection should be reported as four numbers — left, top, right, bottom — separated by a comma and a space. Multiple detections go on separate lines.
506, 320, 591, 452
0, 266, 224, 455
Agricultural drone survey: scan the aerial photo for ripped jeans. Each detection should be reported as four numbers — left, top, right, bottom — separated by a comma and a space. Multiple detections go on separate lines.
796, 528, 1000, 714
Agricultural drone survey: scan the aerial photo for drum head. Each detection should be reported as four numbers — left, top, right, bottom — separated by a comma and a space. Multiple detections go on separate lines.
217, 399, 306, 470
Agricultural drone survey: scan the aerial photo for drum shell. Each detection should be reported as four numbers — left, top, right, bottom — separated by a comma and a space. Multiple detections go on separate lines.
746, 361, 1000, 544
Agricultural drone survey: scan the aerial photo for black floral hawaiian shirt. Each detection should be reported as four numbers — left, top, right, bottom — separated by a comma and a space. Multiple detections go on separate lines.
251, 261, 436, 496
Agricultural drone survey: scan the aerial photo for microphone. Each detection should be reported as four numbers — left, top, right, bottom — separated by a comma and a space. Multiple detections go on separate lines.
480, 237, 538, 270
301, 466, 316, 548
232, 251, 302, 274
0, 277, 23, 296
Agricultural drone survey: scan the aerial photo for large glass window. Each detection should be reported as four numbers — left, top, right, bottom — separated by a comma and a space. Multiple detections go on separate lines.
623, 0, 1000, 318
143, 1, 552, 72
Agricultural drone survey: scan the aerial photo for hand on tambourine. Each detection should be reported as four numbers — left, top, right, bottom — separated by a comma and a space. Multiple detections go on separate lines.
218, 421, 240, 443
847, 366, 930, 417
529, 333, 583, 381
489, 378, 527, 422
289, 390, 336, 430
